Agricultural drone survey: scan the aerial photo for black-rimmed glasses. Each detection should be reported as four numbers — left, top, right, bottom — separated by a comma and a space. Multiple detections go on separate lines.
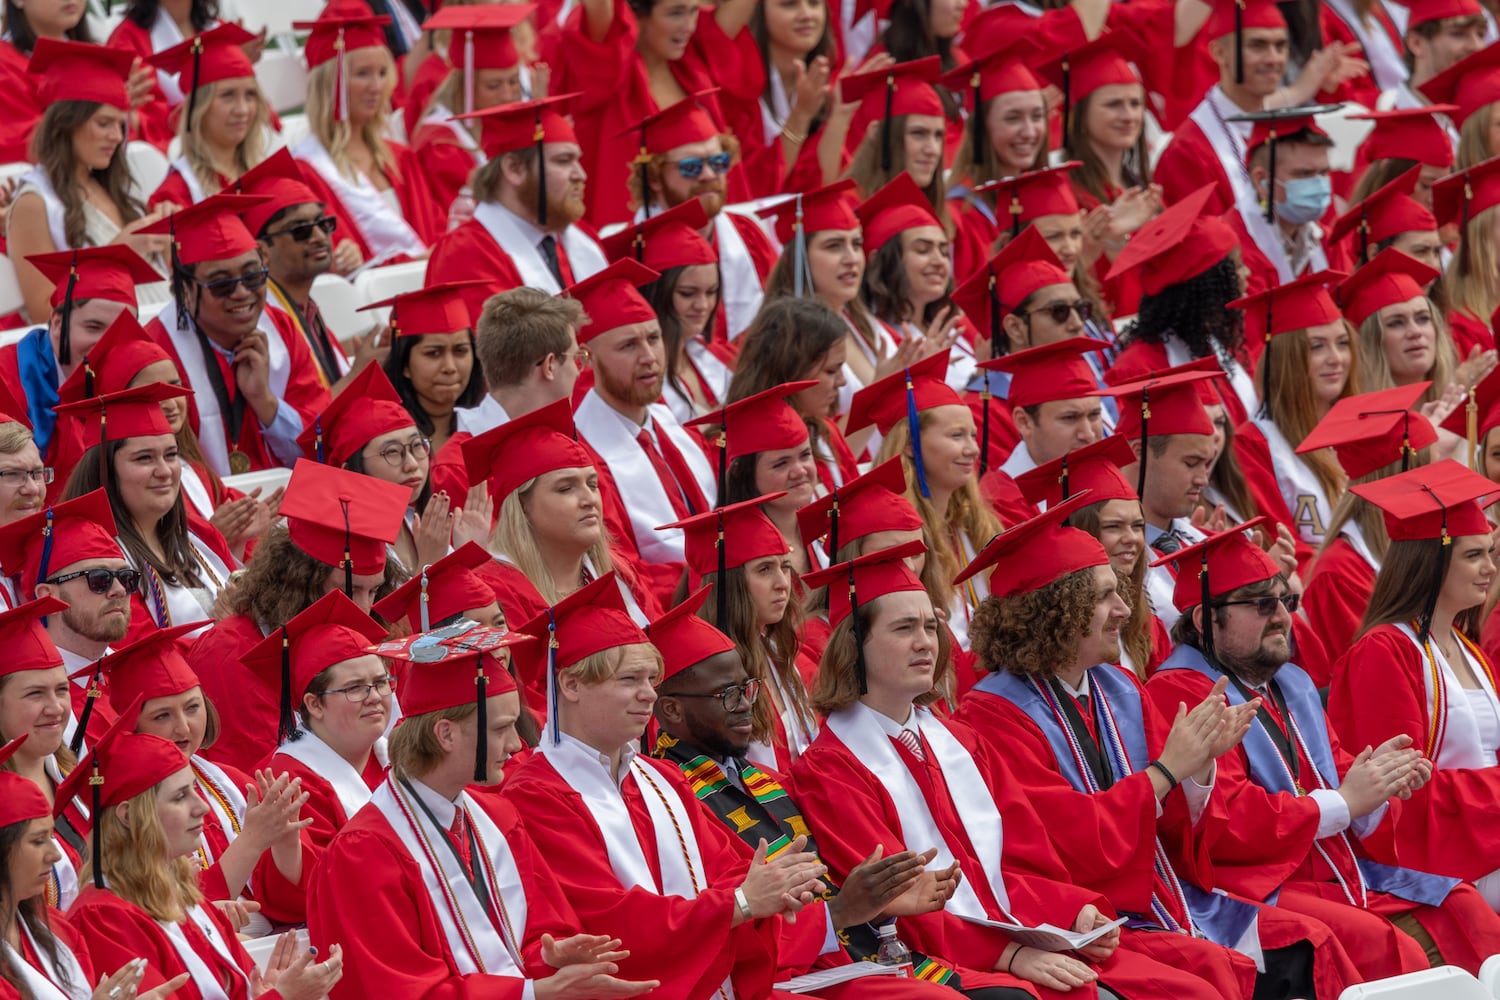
1217, 593, 1299, 616
668, 678, 761, 712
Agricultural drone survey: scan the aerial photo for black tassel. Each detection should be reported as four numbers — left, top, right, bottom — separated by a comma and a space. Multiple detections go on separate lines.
474, 660, 488, 782
1059, 453, 1071, 501
970, 71, 985, 171
880, 72, 895, 173
1199, 549, 1214, 661
1135, 390, 1151, 500
715, 508, 727, 630
340, 498, 353, 597
638, 122, 651, 220
1461, 173, 1474, 277
1264, 130, 1277, 224
535, 112, 548, 227
89, 759, 102, 889
278, 626, 294, 744
716, 425, 728, 509
1258, 334, 1272, 420
827, 490, 840, 559
1417, 486, 1451, 645
69, 663, 102, 756
58, 260, 78, 367
185, 38, 203, 133
1358, 205, 1370, 264
170, 217, 188, 332
849, 566, 866, 695
83, 357, 95, 399
988, 272, 1001, 345
1009, 195, 1023, 239
1401, 412, 1413, 472
1234, 0, 1245, 85
1060, 57, 1072, 159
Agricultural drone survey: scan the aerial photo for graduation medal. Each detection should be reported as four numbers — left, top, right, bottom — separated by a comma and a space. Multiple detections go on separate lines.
228, 449, 251, 475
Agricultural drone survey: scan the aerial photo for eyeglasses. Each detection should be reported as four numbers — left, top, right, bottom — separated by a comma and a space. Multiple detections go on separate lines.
669, 678, 761, 712
372, 437, 432, 468
668, 152, 732, 179
1026, 299, 1093, 325
320, 676, 396, 702
540, 347, 591, 371
266, 215, 337, 243
1216, 593, 1300, 616
193, 269, 270, 300
0, 468, 53, 488
45, 568, 141, 595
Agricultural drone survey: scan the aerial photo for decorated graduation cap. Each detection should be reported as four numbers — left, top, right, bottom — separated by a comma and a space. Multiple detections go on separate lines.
939, 47, 1043, 172
1150, 516, 1280, 661
294, 0, 392, 122
373, 542, 501, 632
1391, 0, 1484, 28
279, 458, 410, 586
796, 457, 922, 557
1327, 166, 1437, 263
973, 163, 1083, 240
241, 589, 389, 746
658, 494, 790, 626
462, 397, 593, 501
232, 148, 323, 237
1227, 269, 1345, 415
296, 362, 414, 467
0, 490, 122, 609
856, 172, 944, 254
1036, 35, 1140, 157
453, 94, 580, 225
951, 226, 1070, 360
758, 181, 859, 295
562, 259, 660, 343
515, 572, 649, 742
0, 736, 51, 830
1353, 459, 1496, 641
1105, 184, 1238, 297
1432, 156, 1500, 279
357, 281, 477, 338
601, 198, 716, 269
978, 336, 1109, 409
1335, 247, 1440, 328
1226, 106, 1339, 223
844, 350, 960, 499
420, 3, 534, 116
53, 698, 187, 888
954, 492, 1105, 597
615, 89, 724, 219
26, 246, 159, 369
55, 312, 170, 404
1296, 382, 1437, 479
802, 539, 929, 694
148, 23, 258, 131
52, 383, 193, 481
100, 623, 206, 717
1104, 369, 1218, 498
375, 619, 530, 779
841, 57, 944, 173
1017, 433, 1139, 509
26, 38, 133, 108
1417, 37, 1500, 124
1206, 0, 1287, 84
683, 380, 815, 506
647, 586, 738, 686
1348, 106, 1458, 169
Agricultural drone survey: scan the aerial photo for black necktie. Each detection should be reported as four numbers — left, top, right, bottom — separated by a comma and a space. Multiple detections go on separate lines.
1154, 528, 1184, 555
539, 235, 564, 286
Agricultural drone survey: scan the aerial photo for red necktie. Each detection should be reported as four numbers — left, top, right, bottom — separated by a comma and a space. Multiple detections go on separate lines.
1074, 694, 1100, 748
637, 427, 708, 517
896, 728, 926, 762
448, 811, 473, 878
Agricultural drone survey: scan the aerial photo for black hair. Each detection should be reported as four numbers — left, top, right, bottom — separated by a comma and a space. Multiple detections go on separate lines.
1122, 254, 1245, 360
2, 0, 93, 54
124, 0, 219, 31
382, 330, 486, 437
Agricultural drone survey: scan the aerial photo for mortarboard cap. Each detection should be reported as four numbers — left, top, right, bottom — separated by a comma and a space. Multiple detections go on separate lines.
1417, 36, 1500, 124
856, 172, 944, 254
0, 736, 50, 828
1106, 184, 1238, 296
139, 194, 269, 268
55, 312, 172, 405
1150, 516, 1282, 613
601, 198, 716, 270
953, 492, 1106, 595
232, 149, 323, 237
796, 457, 926, 554
1351, 459, 1495, 541
1228, 106, 1338, 223
1036, 36, 1139, 155
683, 380, 814, 505
1105, 369, 1217, 498
26, 38, 132, 109
1348, 106, 1458, 169
295, 363, 414, 467
26, 245, 161, 370
1432, 154, 1500, 230
462, 397, 593, 502
1016, 433, 1140, 508
801, 539, 930, 694
1336, 248, 1440, 328
757, 180, 860, 246
0, 491, 122, 601
1228, 269, 1345, 344
421, 2, 533, 116
978, 336, 1109, 409
657, 493, 790, 581
0, 598, 66, 680
1327, 166, 1438, 260
615, 89, 723, 158
952, 227, 1071, 343
1296, 382, 1437, 479
373, 542, 501, 632
940, 49, 1043, 171
148, 23, 257, 132
295, 1, 391, 68
357, 281, 477, 338
563, 259, 660, 344
647, 586, 738, 686
101, 623, 206, 716
973, 163, 1083, 239
454, 93, 580, 160
842, 58, 945, 173
844, 350, 961, 500
52, 383, 192, 457
278, 459, 410, 577
1206, 0, 1288, 86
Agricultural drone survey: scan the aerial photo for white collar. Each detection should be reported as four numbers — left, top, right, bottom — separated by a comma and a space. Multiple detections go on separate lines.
407, 776, 460, 828
555, 729, 638, 787
868, 701, 917, 738
1058, 673, 1091, 699
490, 199, 547, 247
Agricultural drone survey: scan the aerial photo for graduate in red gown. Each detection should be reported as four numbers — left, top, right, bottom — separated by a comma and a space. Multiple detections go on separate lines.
62, 708, 346, 1000
504, 574, 829, 999
955, 501, 1362, 999
310, 617, 660, 999
1327, 461, 1500, 905
1432, 141, 1500, 357
1148, 523, 1500, 978
1324, 166, 1443, 275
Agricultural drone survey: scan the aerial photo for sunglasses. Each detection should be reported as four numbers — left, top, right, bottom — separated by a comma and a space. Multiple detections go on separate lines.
193, 269, 270, 300
1217, 593, 1299, 616
669, 152, 732, 179
267, 215, 337, 243
1026, 299, 1094, 325
46, 568, 142, 595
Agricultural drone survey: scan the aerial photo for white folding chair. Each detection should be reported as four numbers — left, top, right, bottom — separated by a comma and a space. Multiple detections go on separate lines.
1339, 967, 1493, 1000
276, 113, 312, 155
310, 273, 375, 344
0, 256, 23, 320
0, 327, 31, 350
351, 260, 428, 328
256, 47, 310, 115
125, 141, 171, 204
1315, 104, 1376, 175
1478, 954, 1500, 997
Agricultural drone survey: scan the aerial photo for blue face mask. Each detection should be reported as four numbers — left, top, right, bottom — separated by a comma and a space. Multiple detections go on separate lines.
1271, 175, 1331, 226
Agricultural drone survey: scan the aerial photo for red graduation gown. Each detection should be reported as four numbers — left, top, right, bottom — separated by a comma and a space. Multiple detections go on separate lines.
0, 908, 99, 1000
402, 52, 453, 142
309, 784, 582, 1000
1327, 623, 1500, 884
106, 19, 177, 152
1231, 420, 1318, 573
978, 468, 1037, 527
0, 40, 42, 163
1449, 308, 1496, 358
1153, 117, 1236, 218
1104, 339, 1252, 427
1146, 664, 1500, 977
410, 122, 481, 211
1303, 536, 1377, 660
425, 219, 603, 324
195, 757, 313, 927
948, 192, 1000, 288
191, 613, 276, 774
502, 751, 782, 999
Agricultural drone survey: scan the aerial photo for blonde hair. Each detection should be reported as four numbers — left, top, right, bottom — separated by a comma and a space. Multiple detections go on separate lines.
1445, 204, 1500, 326
1458, 104, 1496, 171
306, 57, 398, 182
1355, 296, 1456, 408
425, 72, 481, 145
488, 476, 613, 604
564, 642, 663, 686
389, 702, 477, 778
1256, 323, 1359, 506
0, 422, 34, 455
88, 785, 202, 923
179, 79, 270, 196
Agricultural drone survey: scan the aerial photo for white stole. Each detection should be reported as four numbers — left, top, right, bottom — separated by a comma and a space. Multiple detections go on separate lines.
1342, 522, 1381, 572
837, 312, 901, 416
192, 755, 248, 866
824, 703, 1010, 923
179, 462, 216, 524
168, 158, 209, 204
713, 211, 766, 339
1188, 88, 1259, 215
948, 531, 989, 651
665, 339, 733, 424
1164, 335, 1259, 418
128, 532, 231, 634
159, 904, 247, 1000
418, 104, 485, 167
1235, 205, 1329, 287
291, 135, 426, 259
471, 201, 608, 294
1324, 0, 1408, 92
4, 923, 91, 1000
1249, 417, 1335, 548
573, 392, 714, 565
1397, 623, 1500, 770
148, 10, 192, 106
370, 778, 528, 977
276, 727, 387, 822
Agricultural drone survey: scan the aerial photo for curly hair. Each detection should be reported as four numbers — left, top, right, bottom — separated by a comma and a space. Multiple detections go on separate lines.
226, 523, 407, 626
970, 567, 1098, 677
624, 134, 743, 211
1123, 253, 1244, 360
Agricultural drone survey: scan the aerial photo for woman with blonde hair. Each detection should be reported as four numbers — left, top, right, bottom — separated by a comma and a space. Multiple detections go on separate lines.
289, 4, 443, 265
1435, 155, 1500, 359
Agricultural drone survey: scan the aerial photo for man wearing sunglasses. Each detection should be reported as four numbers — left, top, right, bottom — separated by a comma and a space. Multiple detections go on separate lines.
140, 192, 333, 476
623, 93, 776, 342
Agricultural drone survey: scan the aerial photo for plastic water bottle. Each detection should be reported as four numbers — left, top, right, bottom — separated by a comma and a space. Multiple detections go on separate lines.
875, 923, 915, 978
447, 186, 477, 231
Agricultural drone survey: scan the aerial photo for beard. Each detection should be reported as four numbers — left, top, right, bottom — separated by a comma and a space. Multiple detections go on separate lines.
61, 601, 130, 644
1219, 633, 1291, 689
664, 179, 725, 219
595, 361, 663, 408
517, 171, 587, 230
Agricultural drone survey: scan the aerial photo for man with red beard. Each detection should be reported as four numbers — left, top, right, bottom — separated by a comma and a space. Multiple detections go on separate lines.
425, 95, 609, 323
569, 261, 715, 578
623, 92, 778, 345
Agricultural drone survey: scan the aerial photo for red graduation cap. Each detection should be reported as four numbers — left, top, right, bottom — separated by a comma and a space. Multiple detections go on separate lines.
1206, 0, 1287, 86
139, 193, 269, 267
615, 89, 723, 157
954, 491, 1106, 596
148, 23, 258, 132
1105, 184, 1238, 296
373, 541, 501, 631
796, 456, 924, 552
0, 490, 121, 600
973, 163, 1083, 239
53, 383, 192, 446
0, 597, 67, 680
462, 397, 593, 502
27, 246, 159, 312
1327, 166, 1438, 259
683, 380, 815, 476
278, 458, 411, 576
296, 363, 413, 467
56, 312, 172, 405
295, 0, 391, 68
1417, 36, 1500, 124
1432, 154, 1500, 232
856, 172, 944, 254
1295, 382, 1437, 479
952, 227, 1071, 344
1105, 369, 1218, 441
241, 589, 390, 743
658, 493, 790, 580
1036, 35, 1140, 154
377, 625, 525, 717
0, 736, 50, 828
232, 148, 322, 238
647, 586, 738, 686
1227, 269, 1345, 344
1336, 248, 1440, 328
100, 623, 205, 715
845, 349, 960, 437
563, 259, 660, 344
940, 48, 1043, 168
1348, 106, 1459, 169
1243, 111, 1331, 158
421, 1, 533, 117
1351, 459, 1495, 541
978, 336, 1108, 409
1016, 433, 1139, 508
1390, 0, 1483, 29
758, 180, 859, 246
1150, 515, 1281, 612
454, 93, 580, 159
357, 281, 477, 338
842, 58, 945, 172
26, 38, 133, 109
601, 198, 716, 270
